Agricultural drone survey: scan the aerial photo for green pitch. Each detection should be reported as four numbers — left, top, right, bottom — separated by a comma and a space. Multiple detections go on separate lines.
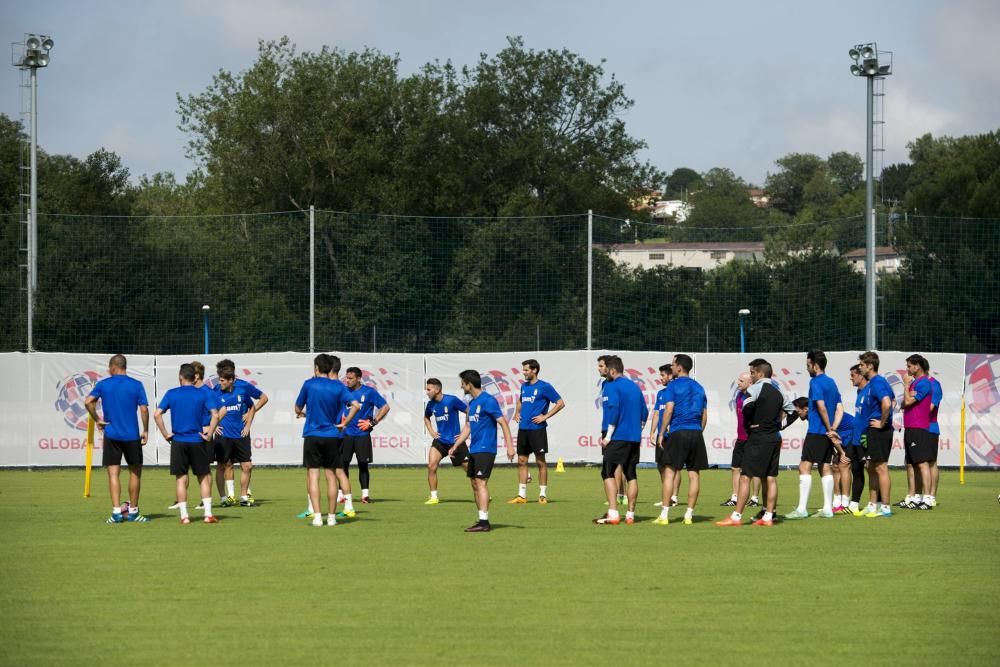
1, 467, 997, 666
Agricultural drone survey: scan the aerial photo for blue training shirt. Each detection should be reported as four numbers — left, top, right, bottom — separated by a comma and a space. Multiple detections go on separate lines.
859, 374, 895, 428
215, 383, 256, 439
600, 378, 617, 433
425, 394, 467, 444
605, 376, 648, 442
88, 374, 148, 441
159, 384, 214, 443
343, 384, 388, 437
929, 377, 943, 435
518, 379, 562, 431
468, 391, 504, 454
200, 385, 220, 427
654, 386, 669, 428
837, 412, 857, 446
296, 377, 350, 438
664, 376, 707, 432
807, 373, 843, 434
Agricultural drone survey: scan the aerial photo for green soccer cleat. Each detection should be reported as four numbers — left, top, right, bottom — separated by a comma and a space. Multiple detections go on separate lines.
336, 510, 357, 519
220, 496, 237, 507
424, 497, 440, 505
810, 510, 834, 519
296, 510, 314, 519
651, 516, 669, 525
784, 509, 810, 520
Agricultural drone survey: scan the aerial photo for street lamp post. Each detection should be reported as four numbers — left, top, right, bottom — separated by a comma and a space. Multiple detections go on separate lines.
11, 33, 54, 351
738, 309, 750, 353
849, 42, 892, 350
202, 305, 211, 355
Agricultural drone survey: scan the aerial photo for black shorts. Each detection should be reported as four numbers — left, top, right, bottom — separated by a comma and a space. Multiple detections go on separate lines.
303, 436, 341, 469
845, 444, 864, 462
102, 437, 143, 467
731, 439, 747, 468
802, 433, 835, 465
904, 428, 938, 464
170, 441, 212, 477
655, 436, 671, 472
467, 452, 495, 480
741, 433, 781, 479
601, 440, 640, 481
431, 439, 470, 467
665, 430, 708, 471
216, 436, 252, 464
516, 429, 549, 458
341, 434, 373, 466
862, 426, 893, 463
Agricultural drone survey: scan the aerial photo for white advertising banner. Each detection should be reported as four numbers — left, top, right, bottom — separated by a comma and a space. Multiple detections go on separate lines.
0, 351, 983, 468
154, 352, 427, 465
0, 353, 157, 467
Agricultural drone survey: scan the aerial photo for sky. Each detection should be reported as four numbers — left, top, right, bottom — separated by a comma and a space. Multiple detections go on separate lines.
3, 0, 999, 190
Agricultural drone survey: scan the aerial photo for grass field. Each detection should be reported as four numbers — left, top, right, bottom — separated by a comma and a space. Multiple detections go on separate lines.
1, 466, 998, 666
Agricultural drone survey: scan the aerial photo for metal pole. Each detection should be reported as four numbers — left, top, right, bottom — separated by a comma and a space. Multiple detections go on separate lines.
705, 324, 709, 352
865, 74, 876, 350
536, 324, 540, 351
586, 209, 593, 350
739, 317, 746, 354
309, 205, 315, 353
202, 306, 210, 354
27, 68, 38, 351
372, 325, 376, 353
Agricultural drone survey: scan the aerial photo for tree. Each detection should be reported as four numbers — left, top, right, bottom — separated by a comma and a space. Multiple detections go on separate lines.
663, 167, 702, 199
678, 168, 766, 240
764, 153, 825, 216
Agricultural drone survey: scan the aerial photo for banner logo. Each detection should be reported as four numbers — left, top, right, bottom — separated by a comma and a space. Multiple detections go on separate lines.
54, 371, 103, 430
480, 369, 520, 421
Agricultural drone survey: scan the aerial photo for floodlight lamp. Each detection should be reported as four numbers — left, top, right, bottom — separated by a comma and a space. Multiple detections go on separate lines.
738, 308, 751, 316
850, 64, 862, 76
41, 37, 54, 50
878, 64, 891, 75
849, 47, 860, 60
860, 45, 874, 59
25, 36, 40, 50
23, 54, 37, 67
864, 59, 879, 76
37, 54, 49, 67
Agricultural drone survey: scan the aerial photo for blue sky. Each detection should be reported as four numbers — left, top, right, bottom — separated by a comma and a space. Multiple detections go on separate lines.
3, 0, 998, 190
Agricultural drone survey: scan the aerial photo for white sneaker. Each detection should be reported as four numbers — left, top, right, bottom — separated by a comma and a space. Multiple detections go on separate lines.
311, 515, 324, 527
326, 516, 337, 527
168, 501, 180, 510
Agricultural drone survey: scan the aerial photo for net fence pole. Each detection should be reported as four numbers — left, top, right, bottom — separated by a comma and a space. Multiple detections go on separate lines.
587, 209, 593, 350
309, 205, 315, 353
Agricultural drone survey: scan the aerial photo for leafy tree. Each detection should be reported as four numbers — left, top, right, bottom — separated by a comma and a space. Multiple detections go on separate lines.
764, 153, 825, 216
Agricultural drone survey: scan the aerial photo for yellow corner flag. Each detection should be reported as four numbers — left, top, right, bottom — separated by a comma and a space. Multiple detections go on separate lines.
555, 458, 565, 473
83, 415, 94, 498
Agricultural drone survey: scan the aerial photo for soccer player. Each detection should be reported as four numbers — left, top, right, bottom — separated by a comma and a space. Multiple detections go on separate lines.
785, 351, 846, 520
509, 359, 565, 504
716, 359, 785, 527
295, 354, 360, 527
452, 370, 514, 532
721, 372, 761, 508
597, 355, 626, 507
340, 366, 390, 503
654, 354, 706, 526
423, 378, 470, 503
154, 363, 222, 524
925, 372, 943, 506
649, 363, 680, 508
901, 354, 938, 510
214, 358, 268, 507
791, 397, 856, 514
596, 356, 648, 525
857, 351, 895, 518
85, 354, 150, 524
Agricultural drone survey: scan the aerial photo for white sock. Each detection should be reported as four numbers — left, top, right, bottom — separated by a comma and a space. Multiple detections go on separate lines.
337, 490, 345, 502
626, 510, 635, 520
112, 506, 121, 515
327, 514, 336, 526
750, 495, 759, 503
362, 488, 369, 498
659, 507, 669, 519
179, 502, 189, 519
821, 475, 834, 513
518, 483, 527, 497
128, 506, 138, 514
430, 490, 439, 499
607, 509, 620, 520
478, 510, 489, 521
924, 495, 935, 505
913, 494, 923, 503
202, 498, 213, 517
225, 480, 235, 497
684, 507, 694, 520
671, 495, 678, 504
240, 495, 248, 501
849, 501, 859, 512
880, 503, 890, 513
730, 511, 742, 521
539, 485, 547, 497
763, 510, 773, 521
797, 475, 812, 513
344, 494, 354, 512
730, 493, 738, 502
306, 495, 314, 514
833, 494, 842, 507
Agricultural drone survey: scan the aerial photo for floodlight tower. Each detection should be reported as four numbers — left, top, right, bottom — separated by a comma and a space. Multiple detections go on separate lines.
849, 42, 892, 350
11, 33, 55, 351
